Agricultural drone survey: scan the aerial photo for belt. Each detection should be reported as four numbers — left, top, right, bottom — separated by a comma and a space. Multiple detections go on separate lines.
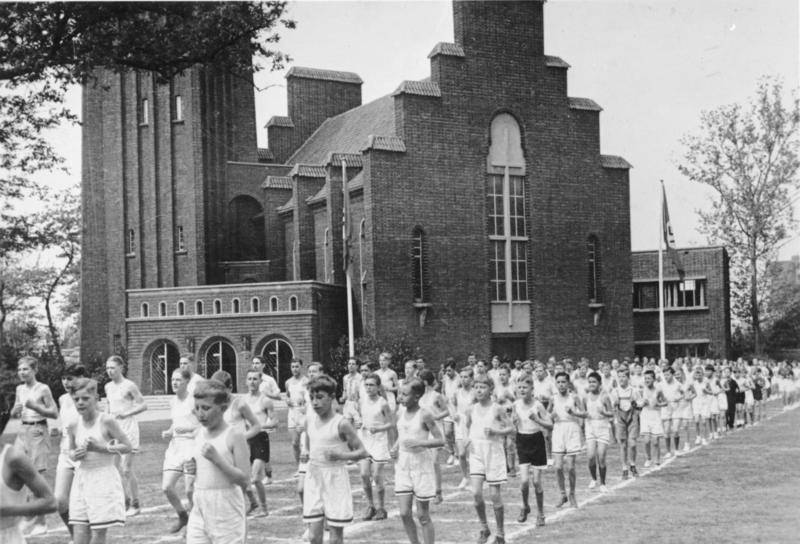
22, 420, 47, 426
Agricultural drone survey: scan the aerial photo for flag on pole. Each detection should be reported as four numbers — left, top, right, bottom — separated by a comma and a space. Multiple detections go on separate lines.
342, 159, 351, 274
661, 183, 685, 280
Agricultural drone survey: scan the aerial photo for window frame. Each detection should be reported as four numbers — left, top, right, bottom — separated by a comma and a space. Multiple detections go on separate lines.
176, 300, 185, 316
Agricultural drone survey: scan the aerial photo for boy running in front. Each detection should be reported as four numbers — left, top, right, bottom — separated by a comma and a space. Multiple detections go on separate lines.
302, 375, 367, 544
419, 369, 450, 504
392, 378, 444, 544
186, 379, 250, 544
584, 372, 614, 492
613, 367, 640, 478
550, 372, 586, 507
466, 374, 514, 544
244, 369, 277, 518
513, 375, 551, 526
639, 370, 667, 467
359, 373, 394, 521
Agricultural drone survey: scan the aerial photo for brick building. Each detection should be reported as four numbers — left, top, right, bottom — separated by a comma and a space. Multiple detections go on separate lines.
81, 0, 638, 393
631, 246, 731, 359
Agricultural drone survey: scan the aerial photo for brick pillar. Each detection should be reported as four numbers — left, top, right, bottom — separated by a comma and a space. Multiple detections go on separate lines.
291, 166, 326, 281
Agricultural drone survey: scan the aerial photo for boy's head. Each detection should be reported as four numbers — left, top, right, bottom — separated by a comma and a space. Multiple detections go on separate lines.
307, 362, 323, 379
644, 369, 655, 386
193, 379, 231, 425
472, 373, 494, 399
17, 356, 39, 382
290, 358, 304, 377
363, 373, 381, 394
516, 374, 533, 397
62, 364, 86, 391
72, 378, 100, 414
211, 370, 233, 390
171, 368, 192, 392
308, 374, 337, 414
246, 369, 262, 391
554, 371, 569, 393
180, 354, 196, 373
419, 368, 436, 387
105, 355, 126, 379
399, 378, 425, 407
347, 358, 359, 373
587, 372, 602, 391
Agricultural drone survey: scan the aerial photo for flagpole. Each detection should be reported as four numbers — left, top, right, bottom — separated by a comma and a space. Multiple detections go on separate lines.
658, 181, 666, 361
343, 159, 355, 358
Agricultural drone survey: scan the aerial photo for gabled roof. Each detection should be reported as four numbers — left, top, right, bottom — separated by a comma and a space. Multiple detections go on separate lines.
257, 148, 274, 161
569, 97, 603, 112
288, 95, 396, 165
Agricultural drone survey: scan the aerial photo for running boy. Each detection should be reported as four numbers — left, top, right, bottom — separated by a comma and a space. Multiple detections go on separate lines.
55, 364, 84, 538
639, 370, 667, 467
612, 367, 640, 478
392, 378, 444, 544
584, 372, 614, 491
244, 369, 277, 518
359, 373, 394, 521
452, 366, 475, 489
286, 359, 309, 464
550, 372, 586, 507
513, 375, 551, 526
419, 369, 450, 504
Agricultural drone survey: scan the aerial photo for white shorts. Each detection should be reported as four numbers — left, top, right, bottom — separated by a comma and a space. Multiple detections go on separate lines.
660, 403, 680, 422
708, 396, 719, 414
343, 400, 360, 424
57, 450, 78, 472
744, 390, 754, 407
639, 409, 664, 437
691, 397, 710, 419
287, 408, 306, 430
303, 464, 353, 527
717, 395, 728, 412
359, 429, 390, 464
585, 419, 611, 445
469, 440, 507, 484
69, 465, 125, 529
163, 437, 194, 473
454, 418, 468, 441
116, 417, 140, 452
186, 487, 245, 544
552, 422, 582, 456
676, 401, 693, 421
395, 450, 436, 500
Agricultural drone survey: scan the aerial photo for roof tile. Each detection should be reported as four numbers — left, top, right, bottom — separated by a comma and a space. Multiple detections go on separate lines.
428, 42, 466, 58
286, 66, 363, 85
266, 116, 294, 128
601, 155, 633, 169
568, 97, 603, 112
392, 80, 442, 97
262, 176, 292, 190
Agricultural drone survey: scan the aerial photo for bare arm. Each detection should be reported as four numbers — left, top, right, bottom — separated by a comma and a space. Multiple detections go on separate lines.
199, 430, 249, 488
101, 416, 133, 455
119, 382, 147, 418
329, 419, 367, 462
0, 447, 56, 517
25, 386, 58, 419
238, 401, 262, 439
262, 398, 277, 430
533, 402, 554, 430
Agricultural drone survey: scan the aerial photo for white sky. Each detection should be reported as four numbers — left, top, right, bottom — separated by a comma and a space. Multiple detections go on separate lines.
41, 0, 800, 256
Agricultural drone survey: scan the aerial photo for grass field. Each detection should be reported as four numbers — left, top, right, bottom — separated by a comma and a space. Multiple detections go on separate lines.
12, 398, 800, 544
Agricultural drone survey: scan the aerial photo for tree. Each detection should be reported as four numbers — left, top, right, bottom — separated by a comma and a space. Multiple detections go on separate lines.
0, 2, 295, 256
678, 77, 800, 354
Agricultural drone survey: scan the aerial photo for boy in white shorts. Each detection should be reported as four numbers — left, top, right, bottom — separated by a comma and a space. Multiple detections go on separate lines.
550, 372, 586, 508
639, 370, 667, 467
54, 364, 84, 538
301, 375, 367, 544
392, 378, 444, 544
341, 358, 362, 427
286, 359, 309, 465
675, 367, 695, 453
68, 378, 132, 544
185, 380, 250, 544
104, 355, 147, 516
691, 366, 711, 445
466, 374, 514, 544
359, 373, 394, 521
419, 369, 450, 504
376, 352, 399, 412
659, 367, 683, 458
584, 372, 614, 492
452, 366, 475, 489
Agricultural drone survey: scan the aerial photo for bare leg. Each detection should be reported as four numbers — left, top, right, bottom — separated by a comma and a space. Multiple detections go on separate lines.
417, 499, 435, 544
399, 494, 420, 544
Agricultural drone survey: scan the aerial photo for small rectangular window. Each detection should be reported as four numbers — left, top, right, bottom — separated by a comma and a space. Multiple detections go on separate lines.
174, 95, 183, 122
127, 229, 136, 255
176, 225, 186, 252
141, 98, 149, 125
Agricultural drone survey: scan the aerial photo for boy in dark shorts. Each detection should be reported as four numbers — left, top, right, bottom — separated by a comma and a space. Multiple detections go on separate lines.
513, 375, 552, 526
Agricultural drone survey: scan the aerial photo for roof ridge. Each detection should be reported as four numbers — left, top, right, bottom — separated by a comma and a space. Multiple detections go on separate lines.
286, 66, 363, 84
392, 80, 442, 98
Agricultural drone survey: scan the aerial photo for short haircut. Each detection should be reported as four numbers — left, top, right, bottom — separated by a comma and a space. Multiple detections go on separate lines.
17, 355, 39, 372
472, 374, 494, 390
211, 370, 233, 390
499, 363, 511, 373
246, 368, 262, 378
363, 372, 381, 387
419, 369, 435, 386
180, 354, 195, 363
106, 355, 126, 372
194, 379, 230, 406
460, 366, 474, 377
554, 371, 569, 381
64, 364, 86, 378
588, 371, 602, 383
444, 357, 456, 369
348, 357, 359, 365
308, 374, 337, 396
519, 375, 533, 386
71, 378, 98, 397
380, 351, 392, 360
307, 362, 323, 373
403, 377, 425, 399
705, 364, 715, 372
291, 357, 304, 366
172, 368, 192, 382
663, 366, 675, 375
252, 356, 263, 365
618, 367, 630, 376
644, 369, 655, 378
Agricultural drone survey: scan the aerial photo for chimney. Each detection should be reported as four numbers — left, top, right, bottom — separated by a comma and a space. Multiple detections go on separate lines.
453, 0, 545, 59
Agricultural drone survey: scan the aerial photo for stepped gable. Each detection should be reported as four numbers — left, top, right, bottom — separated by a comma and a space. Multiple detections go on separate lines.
287, 95, 395, 166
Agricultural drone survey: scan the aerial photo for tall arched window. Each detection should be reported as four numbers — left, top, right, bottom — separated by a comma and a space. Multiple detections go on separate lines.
411, 227, 429, 302
140, 303, 149, 317
195, 300, 204, 315
270, 297, 279, 312
587, 235, 602, 303
176, 301, 185, 316
289, 295, 298, 311
232, 298, 240, 313
251, 297, 260, 312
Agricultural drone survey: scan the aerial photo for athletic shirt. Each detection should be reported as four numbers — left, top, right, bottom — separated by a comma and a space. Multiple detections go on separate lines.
585, 393, 607, 420
552, 393, 580, 425
286, 377, 308, 416
442, 374, 459, 405
0, 444, 26, 538
223, 396, 246, 432
244, 393, 269, 428
59, 393, 79, 451
614, 385, 636, 412
187, 373, 203, 396
343, 373, 361, 402
661, 380, 682, 404
468, 402, 499, 442
514, 399, 543, 434
360, 395, 388, 435
375, 368, 397, 397
396, 407, 430, 455
455, 388, 474, 419
74, 414, 114, 470
106, 379, 136, 418
170, 393, 198, 438
194, 426, 236, 490
640, 386, 661, 413
533, 377, 553, 403
307, 412, 347, 468
15, 382, 49, 423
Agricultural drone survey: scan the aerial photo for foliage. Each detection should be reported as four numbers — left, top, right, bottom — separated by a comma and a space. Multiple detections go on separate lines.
328, 333, 422, 393
678, 76, 800, 353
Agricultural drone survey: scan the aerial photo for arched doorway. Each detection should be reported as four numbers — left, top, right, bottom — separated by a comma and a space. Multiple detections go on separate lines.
145, 340, 180, 394
202, 338, 238, 392
261, 338, 294, 391
227, 195, 266, 261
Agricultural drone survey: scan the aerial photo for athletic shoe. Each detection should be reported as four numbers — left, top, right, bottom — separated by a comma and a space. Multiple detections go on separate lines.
477, 527, 492, 544
246, 502, 259, 516
663, 451, 673, 460
494, 537, 506, 544
362, 505, 377, 521
599, 484, 609, 493
682, 443, 691, 453
435, 491, 443, 504
374, 508, 388, 521
169, 512, 189, 533
694, 436, 702, 445
253, 506, 269, 518
126, 500, 141, 517
23, 521, 48, 537
568, 494, 578, 508
458, 477, 470, 490
643, 460, 652, 468
262, 476, 273, 485
517, 505, 531, 523
630, 465, 639, 477
536, 514, 546, 527
446, 455, 455, 465
621, 469, 629, 480
701, 438, 709, 446
588, 479, 597, 489
547, 459, 554, 467
555, 495, 569, 509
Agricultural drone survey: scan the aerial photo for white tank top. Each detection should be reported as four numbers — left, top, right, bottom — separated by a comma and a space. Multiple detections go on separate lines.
468, 402, 499, 442
223, 396, 246, 432
0, 445, 26, 537
194, 426, 236, 490
552, 393, 580, 424
106, 379, 136, 418
376, 369, 396, 396
16, 382, 49, 423
360, 396, 388, 435
585, 394, 606, 420
59, 393, 79, 451
286, 377, 307, 416
170, 393, 198, 438
514, 399, 543, 434
396, 407, 428, 454
244, 393, 268, 428
307, 412, 347, 468
662, 380, 682, 403
455, 388, 473, 418
641, 386, 661, 413
74, 414, 114, 470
